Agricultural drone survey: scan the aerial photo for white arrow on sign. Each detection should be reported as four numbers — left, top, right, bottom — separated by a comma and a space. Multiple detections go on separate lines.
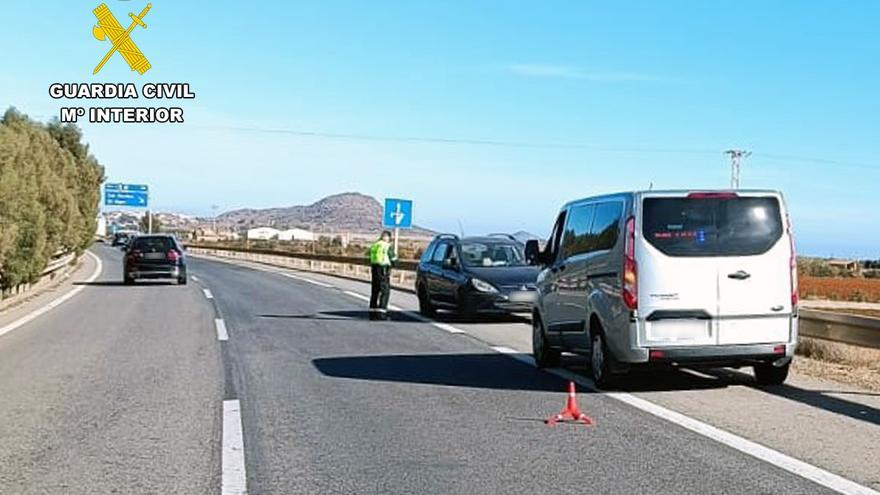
392, 202, 405, 226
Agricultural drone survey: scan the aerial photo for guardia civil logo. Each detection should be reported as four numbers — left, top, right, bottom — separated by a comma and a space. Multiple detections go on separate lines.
92, 3, 153, 75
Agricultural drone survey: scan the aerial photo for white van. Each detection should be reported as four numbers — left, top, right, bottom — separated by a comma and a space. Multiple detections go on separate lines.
525, 190, 798, 387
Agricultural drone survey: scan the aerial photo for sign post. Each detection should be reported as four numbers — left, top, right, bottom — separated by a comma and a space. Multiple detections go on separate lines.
382, 198, 413, 255
104, 183, 150, 232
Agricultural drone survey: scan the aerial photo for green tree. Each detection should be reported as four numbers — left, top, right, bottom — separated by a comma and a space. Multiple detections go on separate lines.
0, 108, 105, 290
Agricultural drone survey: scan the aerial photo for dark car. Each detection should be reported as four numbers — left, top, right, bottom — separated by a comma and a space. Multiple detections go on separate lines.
416, 234, 540, 316
112, 232, 132, 248
123, 234, 187, 285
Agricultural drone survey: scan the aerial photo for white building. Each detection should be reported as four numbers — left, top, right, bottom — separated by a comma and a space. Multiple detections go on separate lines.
278, 228, 316, 242
246, 227, 281, 240
95, 214, 107, 237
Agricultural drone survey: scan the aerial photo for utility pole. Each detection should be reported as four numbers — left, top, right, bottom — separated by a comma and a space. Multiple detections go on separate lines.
211, 204, 219, 235
724, 149, 751, 189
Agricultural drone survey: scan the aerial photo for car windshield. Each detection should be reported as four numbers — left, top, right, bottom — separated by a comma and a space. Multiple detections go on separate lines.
460, 241, 526, 267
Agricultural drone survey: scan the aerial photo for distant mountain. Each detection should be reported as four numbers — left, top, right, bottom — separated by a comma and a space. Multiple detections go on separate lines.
217, 192, 435, 236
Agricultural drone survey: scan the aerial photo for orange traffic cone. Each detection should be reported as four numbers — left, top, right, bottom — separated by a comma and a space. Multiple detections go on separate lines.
545, 381, 594, 426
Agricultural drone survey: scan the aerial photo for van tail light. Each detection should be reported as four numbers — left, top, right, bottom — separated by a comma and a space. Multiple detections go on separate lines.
787, 214, 798, 308
622, 216, 638, 311
167, 250, 180, 262
687, 192, 738, 199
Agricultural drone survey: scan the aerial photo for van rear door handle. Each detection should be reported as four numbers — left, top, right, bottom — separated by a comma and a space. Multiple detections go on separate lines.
727, 270, 751, 280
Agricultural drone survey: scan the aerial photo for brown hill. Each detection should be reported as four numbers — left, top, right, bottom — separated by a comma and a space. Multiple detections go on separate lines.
217, 192, 434, 236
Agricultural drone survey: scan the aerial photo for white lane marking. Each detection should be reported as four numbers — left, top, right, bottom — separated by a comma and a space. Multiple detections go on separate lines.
191, 275, 199, 282
433, 322, 467, 334
215, 318, 229, 341
487, 348, 879, 495
281, 273, 333, 288
344, 291, 371, 302
222, 400, 248, 495
490, 345, 518, 354
302, 278, 333, 288
203, 289, 214, 299
0, 251, 103, 339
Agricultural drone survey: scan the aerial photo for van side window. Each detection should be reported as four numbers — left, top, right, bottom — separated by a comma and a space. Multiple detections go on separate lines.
560, 204, 596, 259
545, 211, 568, 264
591, 202, 624, 251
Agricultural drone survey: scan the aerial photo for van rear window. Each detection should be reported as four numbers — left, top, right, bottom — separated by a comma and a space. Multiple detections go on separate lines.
642, 197, 783, 256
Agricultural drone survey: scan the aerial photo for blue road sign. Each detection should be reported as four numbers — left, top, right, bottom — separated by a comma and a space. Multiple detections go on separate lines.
383, 198, 413, 229
105, 183, 148, 193
104, 183, 149, 207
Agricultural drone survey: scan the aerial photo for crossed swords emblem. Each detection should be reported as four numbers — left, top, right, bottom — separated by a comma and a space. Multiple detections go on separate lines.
92, 3, 153, 75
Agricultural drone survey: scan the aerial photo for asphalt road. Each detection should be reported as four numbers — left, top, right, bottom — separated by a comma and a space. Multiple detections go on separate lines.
0, 245, 874, 494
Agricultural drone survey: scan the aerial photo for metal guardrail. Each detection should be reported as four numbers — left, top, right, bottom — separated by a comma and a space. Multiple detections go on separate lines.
41, 252, 76, 277
185, 244, 419, 271
799, 309, 880, 349
186, 246, 419, 292
187, 244, 880, 349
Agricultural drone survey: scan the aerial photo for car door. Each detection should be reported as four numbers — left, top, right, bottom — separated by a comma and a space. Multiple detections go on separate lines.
714, 195, 792, 344
439, 244, 468, 307
555, 203, 596, 349
538, 210, 568, 345
426, 241, 451, 305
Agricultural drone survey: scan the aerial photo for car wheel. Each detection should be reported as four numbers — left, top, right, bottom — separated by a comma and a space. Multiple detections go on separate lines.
754, 361, 790, 385
124, 275, 134, 285
533, 316, 560, 368
591, 330, 615, 389
178, 276, 188, 285
418, 284, 435, 317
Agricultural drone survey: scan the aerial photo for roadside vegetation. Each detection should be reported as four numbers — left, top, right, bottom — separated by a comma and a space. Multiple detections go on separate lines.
0, 108, 104, 291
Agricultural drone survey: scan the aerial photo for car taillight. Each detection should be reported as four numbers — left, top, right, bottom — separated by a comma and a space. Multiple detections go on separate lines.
127, 250, 141, 264
787, 214, 798, 307
167, 250, 180, 262
622, 216, 637, 311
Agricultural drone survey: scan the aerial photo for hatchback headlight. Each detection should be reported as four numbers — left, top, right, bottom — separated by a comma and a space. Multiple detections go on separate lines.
471, 278, 499, 293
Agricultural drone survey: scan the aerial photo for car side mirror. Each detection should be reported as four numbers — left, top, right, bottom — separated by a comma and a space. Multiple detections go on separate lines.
443, 257, 459, 270
525, 240, 541, 265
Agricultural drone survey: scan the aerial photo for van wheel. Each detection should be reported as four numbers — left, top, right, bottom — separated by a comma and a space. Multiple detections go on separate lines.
533, 316, 560, 368
754, 361, 790, 385
418, 284, 435, 317
591, 331, 615, 389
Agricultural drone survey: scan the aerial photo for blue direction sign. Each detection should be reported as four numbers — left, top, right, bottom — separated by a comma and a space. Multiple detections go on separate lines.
104, 183, 149, 207
383, 198, 413, 229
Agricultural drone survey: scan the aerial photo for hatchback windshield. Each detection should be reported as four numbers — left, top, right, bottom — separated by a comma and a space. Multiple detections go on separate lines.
643, 196, 783, 257
460, 241, 527, 267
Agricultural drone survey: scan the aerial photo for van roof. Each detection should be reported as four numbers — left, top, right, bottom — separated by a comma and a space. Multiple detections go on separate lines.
561, 189, 782, 209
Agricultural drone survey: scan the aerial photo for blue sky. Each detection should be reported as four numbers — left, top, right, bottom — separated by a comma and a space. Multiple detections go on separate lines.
1, 1, 878, 257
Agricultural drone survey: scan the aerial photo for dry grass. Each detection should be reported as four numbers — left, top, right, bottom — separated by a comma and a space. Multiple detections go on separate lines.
794, 337, 880, 391
800, 276, 880, 303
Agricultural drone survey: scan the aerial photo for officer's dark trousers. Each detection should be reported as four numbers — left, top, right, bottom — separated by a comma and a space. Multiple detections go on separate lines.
370, 265, 391, 315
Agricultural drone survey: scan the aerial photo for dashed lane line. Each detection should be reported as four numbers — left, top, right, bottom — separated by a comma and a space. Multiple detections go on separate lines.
203, 289, 214, 299
221, 400, 247, 495
215, 318, 229, 341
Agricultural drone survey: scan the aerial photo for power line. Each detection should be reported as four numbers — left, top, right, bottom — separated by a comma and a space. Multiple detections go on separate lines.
186, 123, 720, 155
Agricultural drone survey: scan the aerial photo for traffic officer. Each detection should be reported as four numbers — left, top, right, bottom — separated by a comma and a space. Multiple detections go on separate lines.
368, 230, 397, 320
